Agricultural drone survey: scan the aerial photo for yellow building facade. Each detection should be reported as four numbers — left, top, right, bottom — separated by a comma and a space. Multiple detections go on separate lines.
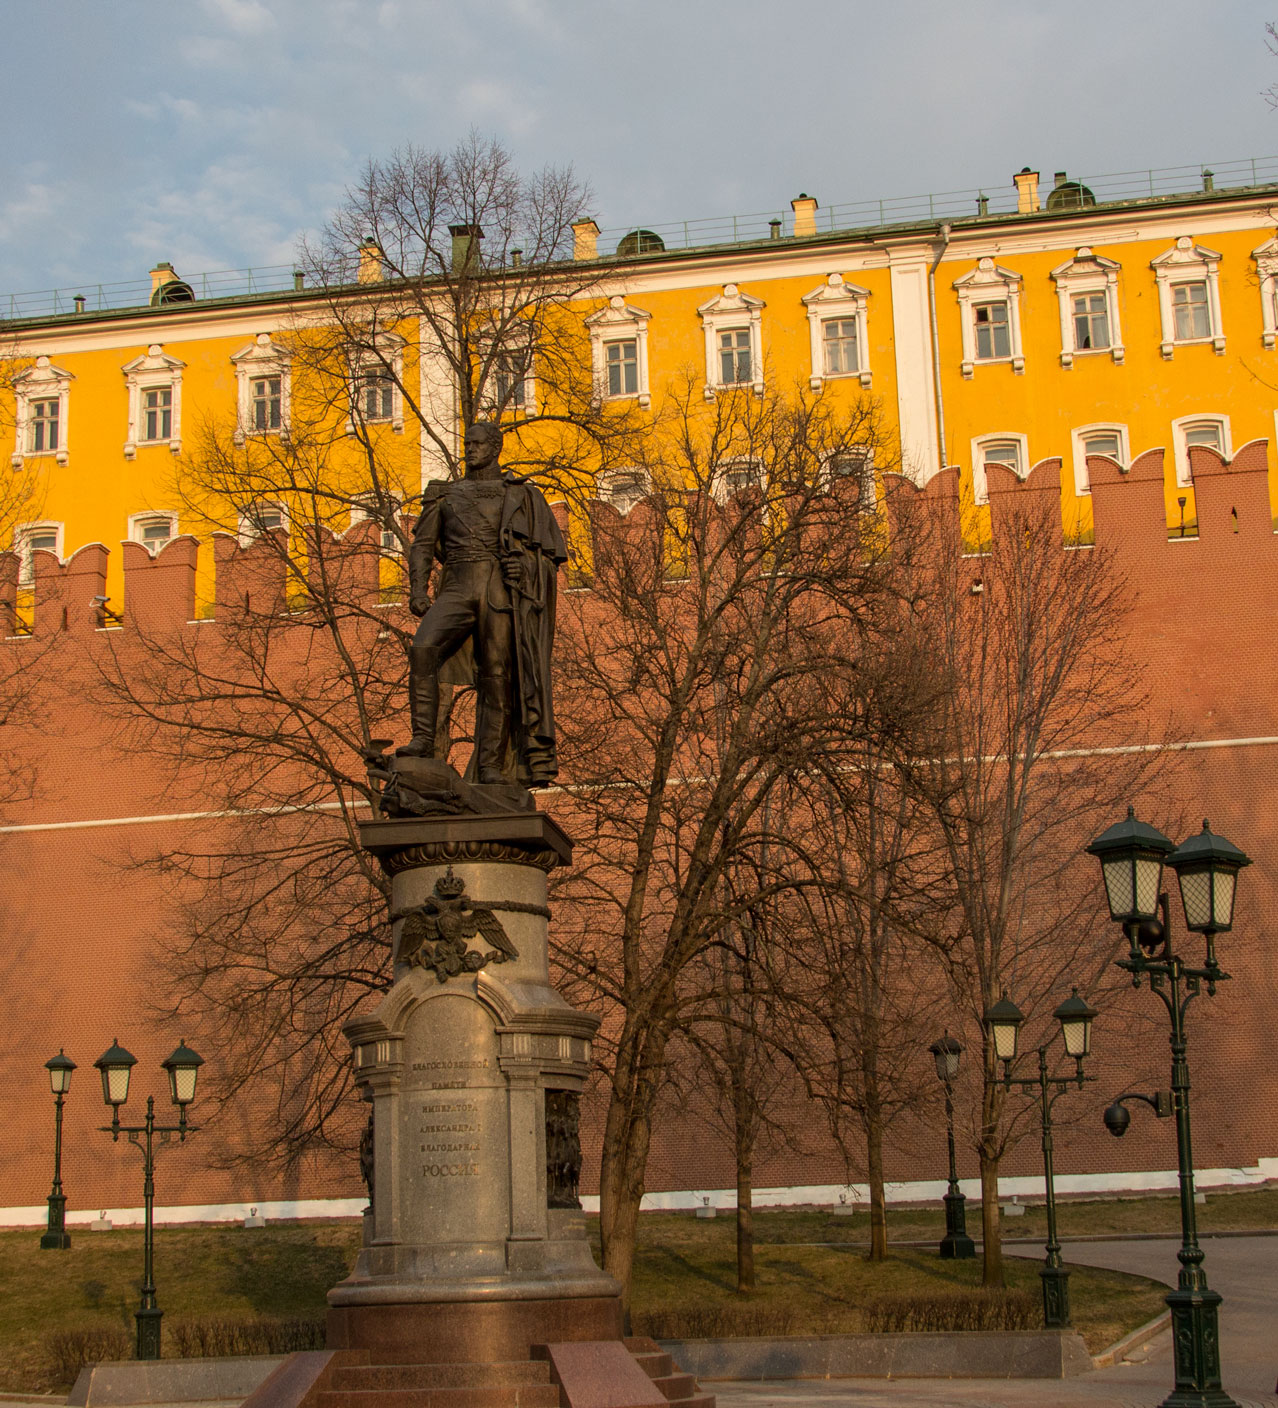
6, 163, 1278, 603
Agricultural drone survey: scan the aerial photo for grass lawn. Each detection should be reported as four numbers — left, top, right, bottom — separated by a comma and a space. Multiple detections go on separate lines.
2, 1188, 1254, 1393
732, 1185, 1278, 1246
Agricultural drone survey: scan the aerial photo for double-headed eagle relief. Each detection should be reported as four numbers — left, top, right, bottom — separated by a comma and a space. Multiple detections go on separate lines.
397, 869, 519, 982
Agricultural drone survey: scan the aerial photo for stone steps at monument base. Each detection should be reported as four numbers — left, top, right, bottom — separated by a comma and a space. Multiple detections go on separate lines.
649, 1373, 696, 1402
626, 1350, 674, 1380
623, 1337, 714, 1408
330, 1364, 553, 1391
313, 1382, 562, 1408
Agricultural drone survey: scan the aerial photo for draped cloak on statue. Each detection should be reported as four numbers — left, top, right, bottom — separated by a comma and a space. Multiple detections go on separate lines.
494, 472, 567, 787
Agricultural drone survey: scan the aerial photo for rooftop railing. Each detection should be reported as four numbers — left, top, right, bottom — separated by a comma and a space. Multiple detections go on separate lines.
5, 155, 1278, 324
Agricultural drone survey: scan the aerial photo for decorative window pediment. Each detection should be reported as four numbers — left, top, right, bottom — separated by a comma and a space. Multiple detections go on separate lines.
122, 344, 185, 459
346, 332, 407, 435
231, 333, 291, 443
12, 357, 73, 468
698, 284, 765, 398
1151, 238, 1224, 358
1252, 234, 1278, 349
1050, 248, 1124, 368
802, 274, 872, 390
586, 296, 652, 407
953, 259, 1024, 377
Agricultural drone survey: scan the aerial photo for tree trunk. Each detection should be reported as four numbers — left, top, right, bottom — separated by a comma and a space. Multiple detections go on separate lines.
866, 1116, 888, 1262
736, 1135, 755, 1294
980, 1151, 1003, 1287
598, 1084, 654, 1310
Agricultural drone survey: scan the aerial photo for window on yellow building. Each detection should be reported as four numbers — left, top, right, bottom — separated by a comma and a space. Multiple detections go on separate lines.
1172, 415, 1231, 486
822, 319, 860, 376
973, 303, 1011, 360
718, 328, 752, 385
1172, 282, 1211, 341
15, 522, 62, 586
971, 432, 1029, 503
141, 387, 173, 442
1152, 239, 1223, 358
129, 512, 177, 551
605, 339, 639, 396
360, 371, 394, 422
1083, 431, 1121, 462
27, 399, 60, 455
1072, 294, 1111, 351
251, 376, 282, 432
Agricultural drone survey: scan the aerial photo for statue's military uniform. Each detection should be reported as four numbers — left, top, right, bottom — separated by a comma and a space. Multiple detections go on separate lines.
404, 465, 566, 788
407, 478, 515, 783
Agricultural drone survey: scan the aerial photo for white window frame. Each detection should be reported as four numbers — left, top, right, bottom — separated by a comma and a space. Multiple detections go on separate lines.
827, 447, 877, 506
1151, 238, 1224, 358
11, 357, 72, 468
231, 333, 291, 443
345, 334, 406, 435
1171, 414, 1231, 487
237, 500, 290, 545
970, 432, 1029, 505
1252, 235, 1278, 349
478, 334, 538, 418
802, 274, 872, 390
698, 284, 765, 398
1069, 423, 1130, 497
127, 510, 179, 553
953, 260, 1024, 377
595, 465, 652, 515
122, 344, 185, 459
14, 520, 64, 586
586, 296, 652, 407
1051, 248, 1124, 368
713, 456, 764, 502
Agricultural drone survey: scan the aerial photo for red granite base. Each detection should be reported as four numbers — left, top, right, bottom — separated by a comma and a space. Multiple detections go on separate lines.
326, 1295, 625, 1364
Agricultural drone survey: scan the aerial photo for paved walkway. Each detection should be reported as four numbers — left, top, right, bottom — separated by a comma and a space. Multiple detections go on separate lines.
713, 1236, 1277, 1408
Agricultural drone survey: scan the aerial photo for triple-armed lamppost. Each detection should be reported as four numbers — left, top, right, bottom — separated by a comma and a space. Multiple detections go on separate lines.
983, 988, 1098, 1330
928, 1034, 974, 1259
94, 1038, 203, 1361
1087, 807, 1249, 1408
41, 1050, 76, 1250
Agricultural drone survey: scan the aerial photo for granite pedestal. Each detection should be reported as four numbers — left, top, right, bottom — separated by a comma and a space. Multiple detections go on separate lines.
327, 811, 623, 1362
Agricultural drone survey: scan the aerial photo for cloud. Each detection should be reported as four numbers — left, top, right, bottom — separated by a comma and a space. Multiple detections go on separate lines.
199, 0, 276, 35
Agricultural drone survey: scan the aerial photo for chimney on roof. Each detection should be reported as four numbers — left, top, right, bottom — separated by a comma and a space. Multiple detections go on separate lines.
1013, 168, 1040, 214
791, 193, 818, 238
358, 237, 384, 284
449, 224, 483, 273
150, 262, 178, 299
572, 219, 600, 261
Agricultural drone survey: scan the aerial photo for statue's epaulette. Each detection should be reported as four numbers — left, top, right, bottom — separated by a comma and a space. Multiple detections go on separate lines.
422, 480, 449, 499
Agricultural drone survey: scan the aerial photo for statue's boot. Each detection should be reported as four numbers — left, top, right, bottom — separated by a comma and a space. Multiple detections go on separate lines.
474, 670, 512, 785
397, 655, 439, 758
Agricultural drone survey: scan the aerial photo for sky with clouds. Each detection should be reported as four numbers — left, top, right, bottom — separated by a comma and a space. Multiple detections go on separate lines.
3, 0, 1275, 298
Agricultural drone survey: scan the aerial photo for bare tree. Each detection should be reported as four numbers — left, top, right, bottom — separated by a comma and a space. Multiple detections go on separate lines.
294, 131, 637, 482
549, 376, 914, 1304
899, 476, 1167, 1286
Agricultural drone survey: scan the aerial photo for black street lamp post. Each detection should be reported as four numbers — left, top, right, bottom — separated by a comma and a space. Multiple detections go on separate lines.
41, 1050, 76, 1250
1087, 808, 1249, 1408
985, 989, 1097, 1331
929, 1034, 974, 1259
94, 1039, 203, 1361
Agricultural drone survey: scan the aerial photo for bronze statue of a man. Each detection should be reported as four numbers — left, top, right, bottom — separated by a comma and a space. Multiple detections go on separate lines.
398, 421, 566, 789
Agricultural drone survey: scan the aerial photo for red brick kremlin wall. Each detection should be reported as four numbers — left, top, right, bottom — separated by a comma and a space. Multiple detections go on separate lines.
1, 443, 1276, 1221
